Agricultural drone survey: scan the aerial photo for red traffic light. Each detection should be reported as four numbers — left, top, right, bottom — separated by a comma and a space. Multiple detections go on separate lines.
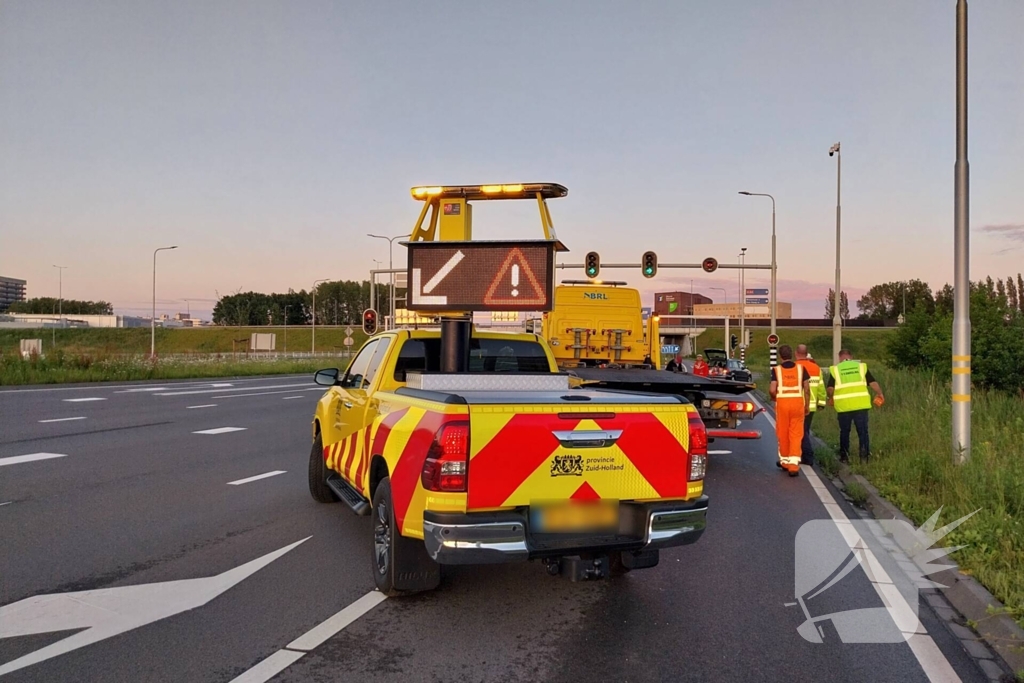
362, 308, 378, 335
767, 333, 779, 346
702, 257, 718, 273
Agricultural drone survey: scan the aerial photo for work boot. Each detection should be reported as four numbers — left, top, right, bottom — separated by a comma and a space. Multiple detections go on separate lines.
776, 461, 783, 469
788, 469, 800, 477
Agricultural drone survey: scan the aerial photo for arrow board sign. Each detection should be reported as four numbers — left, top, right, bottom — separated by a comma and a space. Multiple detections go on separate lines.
406, 241, 556, 312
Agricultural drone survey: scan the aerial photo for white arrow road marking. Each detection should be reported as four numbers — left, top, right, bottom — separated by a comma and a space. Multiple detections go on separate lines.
0, 537, 310, 676
38, 417, 86, 423
0, 453, 68, 467
228, 470, 287, 486
193, 427, 247, 435
423, 251, 465, 293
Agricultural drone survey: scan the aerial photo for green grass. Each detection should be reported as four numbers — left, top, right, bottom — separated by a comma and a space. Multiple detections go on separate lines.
0, 351, 353, 385
0, 326, 367, 356
844, 480, 869, 507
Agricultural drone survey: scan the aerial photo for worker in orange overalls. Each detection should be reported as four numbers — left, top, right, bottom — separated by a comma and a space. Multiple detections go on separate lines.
769, 344, 811, 477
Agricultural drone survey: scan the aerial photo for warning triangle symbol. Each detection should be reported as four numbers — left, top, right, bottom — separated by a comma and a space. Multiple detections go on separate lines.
483, 248, 547, 307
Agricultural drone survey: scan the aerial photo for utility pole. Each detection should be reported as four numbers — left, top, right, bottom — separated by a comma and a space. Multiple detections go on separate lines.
952, 0, 971, 462
151, 247, 177, 357
738, 248, 747, 352
830, 142, 842, 365
52, 265, 67, 334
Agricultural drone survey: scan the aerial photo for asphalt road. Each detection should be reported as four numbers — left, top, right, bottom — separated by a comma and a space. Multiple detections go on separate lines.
0, 374, 988, 682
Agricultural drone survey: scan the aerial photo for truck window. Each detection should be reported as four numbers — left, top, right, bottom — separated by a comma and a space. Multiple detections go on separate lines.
362, 337, 393, 388
393, 338, 549, 381
341, 339, 379, 389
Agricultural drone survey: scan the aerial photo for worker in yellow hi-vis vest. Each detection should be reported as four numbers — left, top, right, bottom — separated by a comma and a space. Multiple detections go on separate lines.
827, 349, 885, 463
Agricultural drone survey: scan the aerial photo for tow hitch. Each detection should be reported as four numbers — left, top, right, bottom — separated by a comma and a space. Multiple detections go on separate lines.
545, 555, 609, 581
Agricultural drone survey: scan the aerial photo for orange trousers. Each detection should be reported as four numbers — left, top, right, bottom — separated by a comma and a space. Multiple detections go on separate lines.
775, 398, 806, 472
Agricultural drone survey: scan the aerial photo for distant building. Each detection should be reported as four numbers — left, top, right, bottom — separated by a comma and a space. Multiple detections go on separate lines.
0, 276, 27, 312
654, 291, 713, 316
2, 313, 148, 328
694, 302, 793, 319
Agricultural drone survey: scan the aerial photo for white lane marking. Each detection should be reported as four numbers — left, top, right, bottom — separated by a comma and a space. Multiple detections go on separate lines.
0, 502, 12, 507
38, 416, 86, 423
233, 590, 387, 682
62, 397, 106, 403
0, 376, 307, 394
750, 396, 959, 682
156, 383, 311, 397
209, 383, 234, 388
113, 387, 167, 393
288, 591, 387, 651
228, 470, 287, 486
708, 449, 733, 455
187, 404, 218, 409
228, 649, 305, 683
193, 427, 247, 435
212, 388, 321, 399
0, 537, 310, 677
0, 453, 68, 467
282, 395, 304, 400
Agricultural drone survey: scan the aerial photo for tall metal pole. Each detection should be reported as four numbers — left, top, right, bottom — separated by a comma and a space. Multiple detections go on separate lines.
312, 278, 329, 355
284, 305, 290, 353
952, 0, 971, 463
739, 248, 747, 351
830, 142, 842, 364
738, 192, 776, 336
151, 247, 177, 357
52, 265, 67, 331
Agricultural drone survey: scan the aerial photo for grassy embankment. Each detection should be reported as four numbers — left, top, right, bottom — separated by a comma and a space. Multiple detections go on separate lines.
0, 327, 364, 385
701, 327, 1024, 628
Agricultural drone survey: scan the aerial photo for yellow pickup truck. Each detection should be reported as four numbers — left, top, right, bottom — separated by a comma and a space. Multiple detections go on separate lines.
308, 327, 709, 595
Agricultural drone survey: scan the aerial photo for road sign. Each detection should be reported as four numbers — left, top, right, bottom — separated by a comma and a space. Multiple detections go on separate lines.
745, 297, 769, 305
407, 240, 556, 312
746, 288, 769, 296
662, 344, 680, 354
702, 257, 718, 273
343, 336, 355, 347
345, 326, 353, 336
767, 333, 780, 346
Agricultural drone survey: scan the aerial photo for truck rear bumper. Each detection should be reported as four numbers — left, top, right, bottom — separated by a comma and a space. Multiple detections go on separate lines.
422, 496, 708, 565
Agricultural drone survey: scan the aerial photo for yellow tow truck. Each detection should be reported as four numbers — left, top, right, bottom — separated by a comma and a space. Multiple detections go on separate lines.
529, 281, 763, 440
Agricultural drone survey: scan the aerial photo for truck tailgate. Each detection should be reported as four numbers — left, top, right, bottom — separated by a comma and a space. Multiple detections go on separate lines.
465, 402, 697, 510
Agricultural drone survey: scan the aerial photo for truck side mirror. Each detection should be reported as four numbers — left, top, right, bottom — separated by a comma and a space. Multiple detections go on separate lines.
314, 368, 341, 386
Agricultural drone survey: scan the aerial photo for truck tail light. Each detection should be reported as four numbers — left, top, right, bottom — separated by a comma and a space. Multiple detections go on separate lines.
421, 421, 470, 492
728, 401, 756, 413
687, 412, 707, 481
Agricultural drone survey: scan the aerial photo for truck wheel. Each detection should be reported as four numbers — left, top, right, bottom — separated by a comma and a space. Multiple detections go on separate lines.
371, 477, 405, 596
308, 433, 337, 504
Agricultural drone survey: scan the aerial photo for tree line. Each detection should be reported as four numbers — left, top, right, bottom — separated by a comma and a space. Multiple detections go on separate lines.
211, 280, 397, 326
886, 274, 1024, 393
7, 298, 113, 315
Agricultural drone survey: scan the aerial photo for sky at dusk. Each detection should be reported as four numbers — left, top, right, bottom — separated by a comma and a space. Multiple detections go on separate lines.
2, 1, 1023, 320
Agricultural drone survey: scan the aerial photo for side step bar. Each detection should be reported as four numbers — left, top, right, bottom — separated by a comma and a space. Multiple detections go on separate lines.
326, 475, 370, 516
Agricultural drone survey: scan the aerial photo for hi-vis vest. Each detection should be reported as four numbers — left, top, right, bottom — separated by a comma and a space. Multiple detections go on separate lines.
774, 364, 805, 400
797, 360, 826, 413
829, 360, 872, 412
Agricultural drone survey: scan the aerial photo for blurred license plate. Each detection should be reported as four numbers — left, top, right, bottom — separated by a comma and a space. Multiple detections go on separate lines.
530, 501, 619, 533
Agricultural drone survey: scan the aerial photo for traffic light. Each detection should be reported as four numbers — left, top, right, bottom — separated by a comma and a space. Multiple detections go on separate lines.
731, 334, 738, 350
585, 251, 600, 279
642, 251, 658, 278
362, 308, 378, 335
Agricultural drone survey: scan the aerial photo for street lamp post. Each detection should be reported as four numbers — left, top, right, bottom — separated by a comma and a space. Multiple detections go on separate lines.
738, 191, 777, 338
738, 248, 747, 351
709, 287, 727, 305
952, 0, 971, 462
151, 246, 178, 357
312, 278, 329, 355
52, 265, 67, 332
829, 142, 842, 365
367, 233, 407, 329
